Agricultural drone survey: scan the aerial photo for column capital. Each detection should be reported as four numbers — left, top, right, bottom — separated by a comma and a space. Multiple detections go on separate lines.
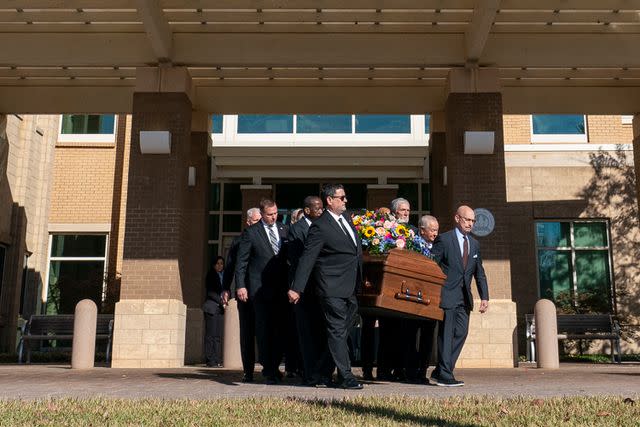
135, 67, 193, 103
447, 68, 500, 95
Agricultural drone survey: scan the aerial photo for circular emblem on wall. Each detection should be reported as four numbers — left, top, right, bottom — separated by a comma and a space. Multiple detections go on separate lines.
472, 208, 495, 237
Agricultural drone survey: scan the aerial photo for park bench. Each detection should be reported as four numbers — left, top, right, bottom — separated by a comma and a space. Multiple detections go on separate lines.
17, 314, 114, 364
525, 313, 621, 363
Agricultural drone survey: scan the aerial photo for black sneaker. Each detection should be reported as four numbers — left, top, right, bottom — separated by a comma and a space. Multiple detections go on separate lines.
339, 378, 364, 390
436, 378, 464, 387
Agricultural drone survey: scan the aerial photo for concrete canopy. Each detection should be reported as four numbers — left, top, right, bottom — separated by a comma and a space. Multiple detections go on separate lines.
2, 0, 640, 113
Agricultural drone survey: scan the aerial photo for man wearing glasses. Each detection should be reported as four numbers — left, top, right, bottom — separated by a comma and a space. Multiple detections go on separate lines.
430, 205, 489, 387
288, 184, 364, 390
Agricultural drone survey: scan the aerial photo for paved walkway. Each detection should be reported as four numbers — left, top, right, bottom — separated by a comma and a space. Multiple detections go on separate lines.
0, 363, 638, 400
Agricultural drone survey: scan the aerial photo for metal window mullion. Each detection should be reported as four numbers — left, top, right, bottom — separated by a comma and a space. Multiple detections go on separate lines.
570, 222, 579, 310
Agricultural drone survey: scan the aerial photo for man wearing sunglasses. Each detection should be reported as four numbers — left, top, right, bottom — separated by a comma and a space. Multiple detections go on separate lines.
288, 184, 364, 390
430, 205, 489, 387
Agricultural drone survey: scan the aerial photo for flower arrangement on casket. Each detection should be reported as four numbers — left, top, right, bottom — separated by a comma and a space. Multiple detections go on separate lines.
352, 209, 432, 257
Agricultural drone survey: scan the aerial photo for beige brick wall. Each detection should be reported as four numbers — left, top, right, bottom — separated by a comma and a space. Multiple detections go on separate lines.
503, 115, 633, 145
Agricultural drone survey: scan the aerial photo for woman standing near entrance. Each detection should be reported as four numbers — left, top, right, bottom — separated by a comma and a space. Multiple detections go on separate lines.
203, 256, 226, 367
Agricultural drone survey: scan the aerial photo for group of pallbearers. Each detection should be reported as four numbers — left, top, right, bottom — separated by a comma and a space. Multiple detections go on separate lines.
203, 183, 489, 389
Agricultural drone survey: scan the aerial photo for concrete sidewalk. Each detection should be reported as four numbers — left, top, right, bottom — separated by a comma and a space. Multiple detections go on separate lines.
0, 363, 638, 400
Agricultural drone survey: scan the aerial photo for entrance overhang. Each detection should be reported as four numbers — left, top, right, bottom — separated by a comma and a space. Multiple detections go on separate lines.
2, 1, 640, 114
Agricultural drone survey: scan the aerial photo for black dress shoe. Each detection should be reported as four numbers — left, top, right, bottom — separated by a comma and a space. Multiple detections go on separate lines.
435, 377, 464, 387
241, 374, 254, 383
362, 370, 374, 381
340, 378, 364, 390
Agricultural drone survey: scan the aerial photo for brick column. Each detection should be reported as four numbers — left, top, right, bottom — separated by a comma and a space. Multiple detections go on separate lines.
434, 69, 516, 368
112, 83, 204, 367
366, 184, 398, 211
633, 115, 640, 218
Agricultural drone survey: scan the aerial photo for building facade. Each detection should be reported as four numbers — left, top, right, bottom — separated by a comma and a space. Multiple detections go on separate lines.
0, 110, 638, 366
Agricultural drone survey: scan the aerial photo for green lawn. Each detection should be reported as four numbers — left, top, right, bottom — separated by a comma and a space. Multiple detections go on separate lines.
0, 396, 638, 426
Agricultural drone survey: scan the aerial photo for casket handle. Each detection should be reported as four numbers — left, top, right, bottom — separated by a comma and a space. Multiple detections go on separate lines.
396, 281, 431, 306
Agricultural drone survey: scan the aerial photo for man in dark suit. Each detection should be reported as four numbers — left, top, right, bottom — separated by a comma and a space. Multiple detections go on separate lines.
431, 205, 489, 387
235, 199, 289, 384
222, 207, 261, 382
287, 195, 329, 386
289, 184, 364, 390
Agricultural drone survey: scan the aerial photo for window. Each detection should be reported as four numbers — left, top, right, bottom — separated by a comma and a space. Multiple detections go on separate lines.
535, 220, 613, 314
237, 115, 293, 133
297, 115, 352, 133
46, 234, 108, 314
531, 115, 587, 142
355, 115, 411, 133
425, 114, 431, 134
58, 114, 117, 143
208, 183, 243, 264
212, 115, 224, 133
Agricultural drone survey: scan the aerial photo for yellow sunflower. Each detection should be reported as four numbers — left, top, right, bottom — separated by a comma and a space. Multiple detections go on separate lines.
352, 217, 361, 226
363, 226, 376, 238
396, 224, 409, 237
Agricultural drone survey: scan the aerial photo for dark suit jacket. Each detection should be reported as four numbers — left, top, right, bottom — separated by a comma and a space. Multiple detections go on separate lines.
223, 234, 242, 293
235, 221, 289, 299
292, 211, 363, 298
431, 229, 489, 310
287, 217, 310, 287
203, 269, 224, 315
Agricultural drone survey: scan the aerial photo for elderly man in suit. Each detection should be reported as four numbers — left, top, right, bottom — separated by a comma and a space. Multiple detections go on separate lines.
222, 207, 261, 383
235, 199, 289, 384
431, 205, 489, 387
287, 195, 329, 386
288, 184, 364, 390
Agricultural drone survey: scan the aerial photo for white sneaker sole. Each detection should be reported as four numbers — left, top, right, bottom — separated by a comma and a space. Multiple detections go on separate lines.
436, 381, 464, 387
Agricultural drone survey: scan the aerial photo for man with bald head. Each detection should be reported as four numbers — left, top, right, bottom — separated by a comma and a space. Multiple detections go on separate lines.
430, 205, 489, 387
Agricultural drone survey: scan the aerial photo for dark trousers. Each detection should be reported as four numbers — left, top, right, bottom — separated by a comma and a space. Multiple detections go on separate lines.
360, 315, 376, 375
319, 294, 358, 382
285, 303, 302, 374
377, 317, 403, 377
294, 292, 328, 381
434, 305, 470, 381
253, 293, 285, 378
237, 299, 255, 376
204, 309, 224, 365
402, 319, 437, 380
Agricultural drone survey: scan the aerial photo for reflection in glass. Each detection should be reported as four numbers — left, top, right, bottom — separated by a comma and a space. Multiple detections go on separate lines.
532, 114, 585, 135
51, 235, 107, 258
573, 222, 607, 247
425, 114, 431, 133
209, 183, 221, 211
537, 249, 572, 302
297, 115, 352, 133
355, 115, 411, 133
575, 250, 611, 313
211, 115, 223, 133
46, 261, 104, 314
61, 114, 115, 134
536, 222, 570, 247
237, 115, 293, 133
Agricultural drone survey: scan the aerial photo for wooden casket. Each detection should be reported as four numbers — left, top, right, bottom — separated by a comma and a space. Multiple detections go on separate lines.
358, 248, 446, 321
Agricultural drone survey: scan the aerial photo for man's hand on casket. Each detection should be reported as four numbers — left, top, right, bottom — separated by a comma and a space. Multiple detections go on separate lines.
479, 300, 489, 313
288, 290, 300, 304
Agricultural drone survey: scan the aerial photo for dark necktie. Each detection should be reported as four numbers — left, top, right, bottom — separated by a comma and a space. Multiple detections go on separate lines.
462, 235, 469, 269
268, 225, 279, 255
338, 217, 355, 246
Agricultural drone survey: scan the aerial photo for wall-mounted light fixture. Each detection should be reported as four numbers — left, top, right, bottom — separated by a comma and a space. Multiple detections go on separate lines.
188, 166, 196, 187
464, 131, 494, 154
139, 131, 171, 154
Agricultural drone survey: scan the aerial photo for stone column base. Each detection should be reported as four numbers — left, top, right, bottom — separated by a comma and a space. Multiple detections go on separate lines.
456, 299, 517, 368
111, 299, 186, 368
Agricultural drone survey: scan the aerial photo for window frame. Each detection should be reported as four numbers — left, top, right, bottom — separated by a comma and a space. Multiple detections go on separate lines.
57, 114, 118, 144
530, 114, 588, 143
44, 233, 109, 314
534, 219, 615, 313
213, 114, 428, 147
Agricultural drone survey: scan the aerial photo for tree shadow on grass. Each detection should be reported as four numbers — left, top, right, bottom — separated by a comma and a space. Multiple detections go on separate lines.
299, 397, 478, 427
